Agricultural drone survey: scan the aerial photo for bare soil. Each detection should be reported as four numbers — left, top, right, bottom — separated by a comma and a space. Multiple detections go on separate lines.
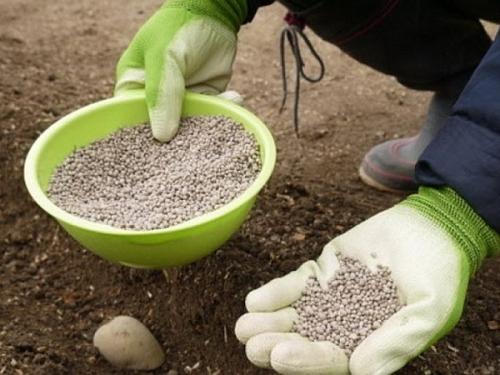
1, 1, 499, 374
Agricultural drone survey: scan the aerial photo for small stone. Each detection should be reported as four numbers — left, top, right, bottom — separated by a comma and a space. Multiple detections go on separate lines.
292, 232, 306, 241
93, 316, 165, 370
86, 356, 96, 364
487, 321, 499, 330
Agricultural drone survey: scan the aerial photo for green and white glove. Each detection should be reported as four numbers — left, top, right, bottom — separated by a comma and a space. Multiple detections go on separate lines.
235, 187, 500, 374
115, 0, 247, 141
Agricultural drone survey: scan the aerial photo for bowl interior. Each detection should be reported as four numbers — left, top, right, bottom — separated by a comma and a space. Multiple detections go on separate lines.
25, 92, 276, 235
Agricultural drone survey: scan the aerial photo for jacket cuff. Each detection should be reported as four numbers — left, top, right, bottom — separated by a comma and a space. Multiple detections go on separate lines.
402, 187, 500, 274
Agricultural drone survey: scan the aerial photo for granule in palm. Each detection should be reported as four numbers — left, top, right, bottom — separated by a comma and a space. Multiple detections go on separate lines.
292, 255, 403, 356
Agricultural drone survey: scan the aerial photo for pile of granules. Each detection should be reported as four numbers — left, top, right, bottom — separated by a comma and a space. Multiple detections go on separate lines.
48, 116, 261, 230
293, 255, 403, 356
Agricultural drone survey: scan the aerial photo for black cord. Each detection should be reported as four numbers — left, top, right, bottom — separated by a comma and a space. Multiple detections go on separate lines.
280, 24, 325, 135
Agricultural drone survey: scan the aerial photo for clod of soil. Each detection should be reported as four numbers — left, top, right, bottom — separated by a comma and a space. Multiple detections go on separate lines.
93, 315, 165, 370
293, 255, 403, 355
48, 116, 261, 230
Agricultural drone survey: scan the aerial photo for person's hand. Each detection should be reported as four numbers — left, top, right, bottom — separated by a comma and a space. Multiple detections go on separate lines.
235, 187, 500, 374
115, 0, 247, 141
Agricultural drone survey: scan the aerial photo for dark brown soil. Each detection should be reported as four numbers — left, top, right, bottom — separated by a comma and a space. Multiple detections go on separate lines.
1, 1, 499, 374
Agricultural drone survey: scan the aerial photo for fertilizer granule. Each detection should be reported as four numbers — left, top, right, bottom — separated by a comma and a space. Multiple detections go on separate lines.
48, 116, 261, 230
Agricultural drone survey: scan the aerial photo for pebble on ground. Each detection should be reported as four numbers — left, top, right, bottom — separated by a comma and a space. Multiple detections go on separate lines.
93, 316, 165, 370
292, 255, 403, 356
48, 116, 261, 230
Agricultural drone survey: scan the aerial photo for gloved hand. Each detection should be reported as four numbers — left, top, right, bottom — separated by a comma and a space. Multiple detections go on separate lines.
115, 0, 247, 141
235, 187, 500, 374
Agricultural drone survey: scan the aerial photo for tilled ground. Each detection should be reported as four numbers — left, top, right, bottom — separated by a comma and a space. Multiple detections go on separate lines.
1, 1, 499, 374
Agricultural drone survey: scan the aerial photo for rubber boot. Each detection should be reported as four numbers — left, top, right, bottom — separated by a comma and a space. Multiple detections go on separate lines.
359, 75, 469, 192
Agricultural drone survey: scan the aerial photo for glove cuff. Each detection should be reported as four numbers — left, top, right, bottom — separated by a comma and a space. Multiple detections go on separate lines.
165, 0, 247, 32
402, 187, 500, 274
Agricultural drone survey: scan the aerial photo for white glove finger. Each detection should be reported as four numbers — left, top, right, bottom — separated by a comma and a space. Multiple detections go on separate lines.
245, 261, 316, 313
217, 90, 244, 105
186, 84, 243, 106
235, 307, 298, 344
246, 250, 340, 313
271, 340, 349, 375
115, 68, 145, 96
245, 332, 308, 369
146, 53, 185, 142
114, 37, 145, 96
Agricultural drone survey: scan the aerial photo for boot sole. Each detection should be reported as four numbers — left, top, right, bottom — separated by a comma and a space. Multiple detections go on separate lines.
358, 166, 411, 194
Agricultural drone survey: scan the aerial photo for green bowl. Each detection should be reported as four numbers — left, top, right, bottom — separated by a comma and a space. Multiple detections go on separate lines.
24, 92, 276, 268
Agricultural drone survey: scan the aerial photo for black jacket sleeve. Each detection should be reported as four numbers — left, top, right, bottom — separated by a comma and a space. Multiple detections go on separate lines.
415, 30, 500, 232
245, 0, 275, 23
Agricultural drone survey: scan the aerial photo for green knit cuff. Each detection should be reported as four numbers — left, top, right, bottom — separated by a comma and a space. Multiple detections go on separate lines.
402, 187, 500, 274
165, 0, 247, 32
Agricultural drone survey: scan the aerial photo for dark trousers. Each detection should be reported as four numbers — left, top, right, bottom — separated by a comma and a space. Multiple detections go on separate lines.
279, 0, 500, 90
